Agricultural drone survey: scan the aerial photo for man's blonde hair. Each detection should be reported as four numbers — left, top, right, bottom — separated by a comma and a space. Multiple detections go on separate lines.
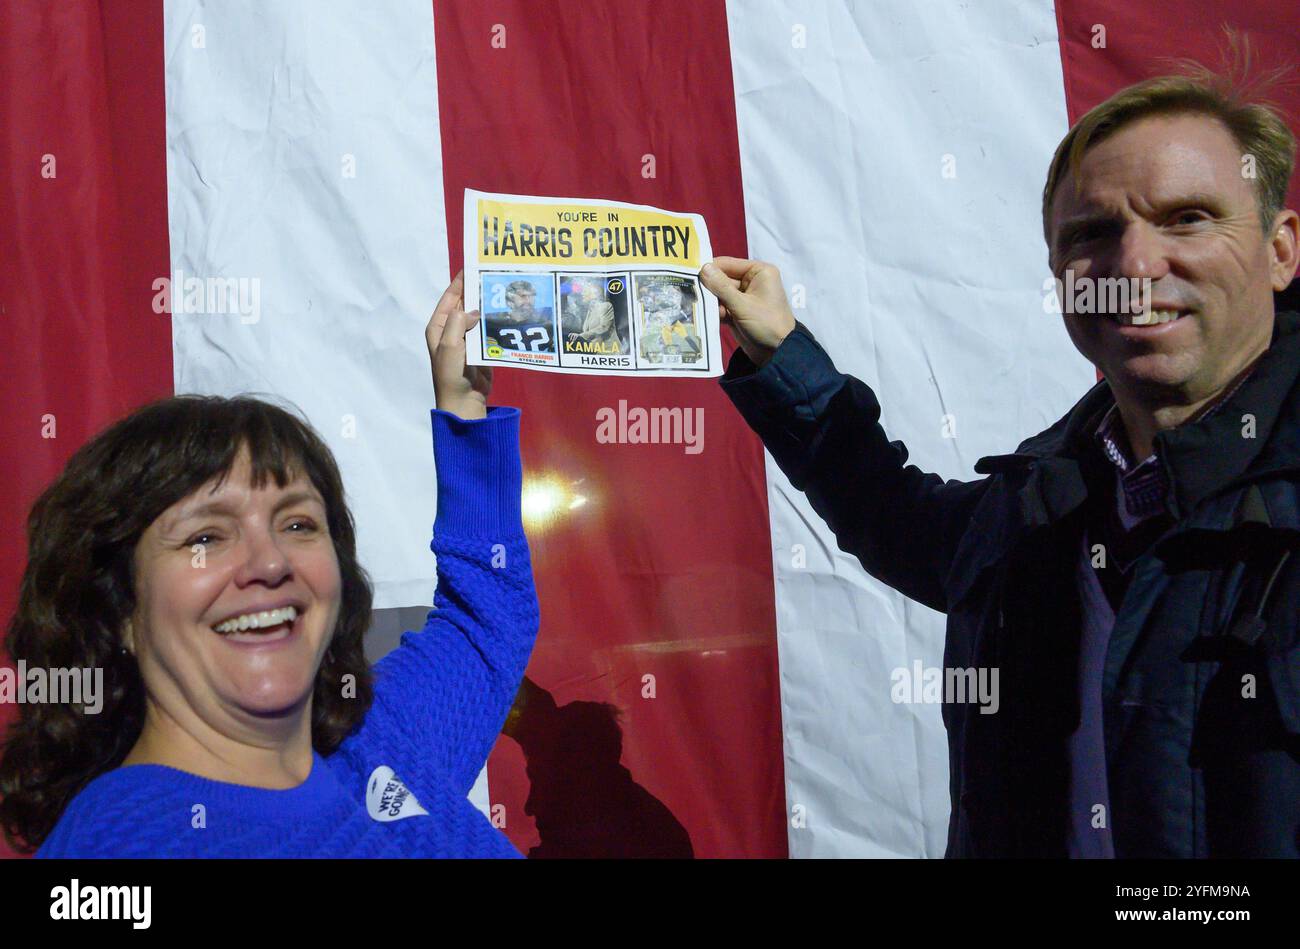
1042, 32, 1296, 245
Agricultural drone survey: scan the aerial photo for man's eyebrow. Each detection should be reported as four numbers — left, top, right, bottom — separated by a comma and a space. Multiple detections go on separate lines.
1054, 189, 1230, 245
1054, 212, 1119, 246
1152, 191, 1227, 211
1057, 211, 1114, 230
1059, 189, 1227, 224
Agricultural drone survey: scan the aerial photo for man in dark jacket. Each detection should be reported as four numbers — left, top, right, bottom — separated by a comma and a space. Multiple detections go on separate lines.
701, 72, 1300, 857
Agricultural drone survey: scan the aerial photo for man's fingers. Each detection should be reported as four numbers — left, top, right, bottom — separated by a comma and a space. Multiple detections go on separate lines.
700, 261, 749, 314
709, 256, 761, 279
710, 255, 777, 294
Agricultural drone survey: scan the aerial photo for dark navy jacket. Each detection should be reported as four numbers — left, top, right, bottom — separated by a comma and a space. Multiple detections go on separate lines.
721, 311, 1300, 857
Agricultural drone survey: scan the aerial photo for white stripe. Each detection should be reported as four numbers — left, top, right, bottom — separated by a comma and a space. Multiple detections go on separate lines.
727, 0, 1094, 856
164, 0, 450, 611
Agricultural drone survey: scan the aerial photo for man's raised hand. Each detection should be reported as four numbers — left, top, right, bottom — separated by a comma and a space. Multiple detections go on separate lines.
699, 257, 797, 368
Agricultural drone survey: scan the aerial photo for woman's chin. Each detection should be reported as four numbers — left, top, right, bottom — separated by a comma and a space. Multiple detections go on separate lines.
210, 628, 322, 715
220, 671, 318, 718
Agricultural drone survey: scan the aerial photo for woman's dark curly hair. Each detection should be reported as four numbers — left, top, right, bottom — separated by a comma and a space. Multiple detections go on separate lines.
0, 395, 375, 852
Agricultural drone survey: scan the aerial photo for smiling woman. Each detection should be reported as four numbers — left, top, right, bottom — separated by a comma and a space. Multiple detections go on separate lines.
121, 436, 349, 757
0, 274, 538, 857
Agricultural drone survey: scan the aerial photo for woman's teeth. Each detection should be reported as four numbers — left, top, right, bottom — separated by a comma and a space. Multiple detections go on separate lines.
1113, 308, 1183, 326
223, 624, 293, 644
213, 605, 298, 635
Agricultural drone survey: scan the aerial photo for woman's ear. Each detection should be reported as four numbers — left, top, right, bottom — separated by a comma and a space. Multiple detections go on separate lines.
121, 617, 136, 656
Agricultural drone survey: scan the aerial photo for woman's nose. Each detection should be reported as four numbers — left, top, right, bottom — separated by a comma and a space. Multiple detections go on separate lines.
233, 528, 291, 587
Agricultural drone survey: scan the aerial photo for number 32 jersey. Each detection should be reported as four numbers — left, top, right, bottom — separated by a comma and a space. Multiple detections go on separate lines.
485, 311, 557, 354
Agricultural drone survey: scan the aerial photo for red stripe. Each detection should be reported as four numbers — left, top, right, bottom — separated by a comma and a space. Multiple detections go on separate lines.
0, 0, 171, 857
433, 1, 786, 856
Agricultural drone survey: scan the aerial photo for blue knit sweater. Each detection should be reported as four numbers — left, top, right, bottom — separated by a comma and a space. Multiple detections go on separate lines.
37, 407, 538, 858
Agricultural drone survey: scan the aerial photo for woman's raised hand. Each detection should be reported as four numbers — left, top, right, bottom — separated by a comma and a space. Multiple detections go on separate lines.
427, 271, 492, 420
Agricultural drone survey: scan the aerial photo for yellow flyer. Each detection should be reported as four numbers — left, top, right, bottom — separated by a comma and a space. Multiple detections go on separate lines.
463, 189, 722, 377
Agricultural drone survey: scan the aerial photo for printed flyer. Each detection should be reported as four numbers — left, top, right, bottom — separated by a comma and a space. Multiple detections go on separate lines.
463, 189, 722, 377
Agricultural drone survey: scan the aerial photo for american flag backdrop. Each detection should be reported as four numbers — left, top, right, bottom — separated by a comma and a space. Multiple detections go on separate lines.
2, 0, 1298, 859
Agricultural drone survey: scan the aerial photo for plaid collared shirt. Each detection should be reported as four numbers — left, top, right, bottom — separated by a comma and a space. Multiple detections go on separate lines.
1095, 366, 1258, 523
1095, 408, 1168, 522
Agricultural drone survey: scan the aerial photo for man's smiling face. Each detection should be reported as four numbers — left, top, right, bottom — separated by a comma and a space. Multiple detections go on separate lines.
1049, 112, 1294, 408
